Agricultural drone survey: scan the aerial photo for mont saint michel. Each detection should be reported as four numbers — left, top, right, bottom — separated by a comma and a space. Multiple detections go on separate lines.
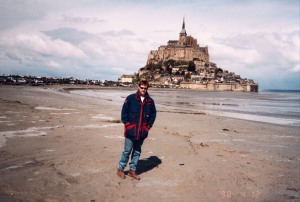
121, 19, 258, 92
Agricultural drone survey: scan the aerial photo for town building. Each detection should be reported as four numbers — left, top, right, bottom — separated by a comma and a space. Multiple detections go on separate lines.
119, 74, 134, 83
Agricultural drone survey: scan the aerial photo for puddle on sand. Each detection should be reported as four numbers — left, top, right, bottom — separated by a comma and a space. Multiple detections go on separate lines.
45, 149, 55, 152
35, 106, 75, 111
0, 126, 62, 147
4, 165, 22, 170
50, 112, 71, 115
104, 135, 123, 139
92, 114, 115, 120
71, 123, 120, 129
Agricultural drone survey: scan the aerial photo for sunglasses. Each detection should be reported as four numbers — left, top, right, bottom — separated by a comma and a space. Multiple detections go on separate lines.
139, 87, 148, 90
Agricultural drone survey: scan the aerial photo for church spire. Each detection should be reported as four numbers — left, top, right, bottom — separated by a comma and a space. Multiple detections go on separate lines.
180, 17, 187, 36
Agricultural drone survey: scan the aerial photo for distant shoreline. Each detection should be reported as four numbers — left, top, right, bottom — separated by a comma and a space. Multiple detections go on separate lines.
1, 83, 299, 93
260, 89, 300, 93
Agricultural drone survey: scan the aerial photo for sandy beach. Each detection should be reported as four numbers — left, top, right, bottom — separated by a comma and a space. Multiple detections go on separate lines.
0, 85, 299, 202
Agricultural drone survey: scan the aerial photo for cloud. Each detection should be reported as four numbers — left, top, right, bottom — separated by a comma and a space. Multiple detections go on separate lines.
209, 30, 300, 76
100, 29, 135, 37
0, 33, 88, 78
42, 28, 97, 45
5, 52, 22, 64
47, 60, 61, 68
1, 33, 86, 60
0, 1, 47, 30
0, 24, 150, 79
62, 15, 105, 24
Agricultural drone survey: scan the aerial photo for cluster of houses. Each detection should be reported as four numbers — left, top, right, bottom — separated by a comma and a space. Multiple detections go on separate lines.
154, 66, 255, 86
0, 75, 119, 87
119, 64, 258, 91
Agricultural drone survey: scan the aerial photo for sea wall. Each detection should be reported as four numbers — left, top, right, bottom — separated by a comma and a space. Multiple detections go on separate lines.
180, 82, 258, 92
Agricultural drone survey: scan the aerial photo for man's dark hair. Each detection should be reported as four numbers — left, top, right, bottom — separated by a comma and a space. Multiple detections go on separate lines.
138, 80, 149, 87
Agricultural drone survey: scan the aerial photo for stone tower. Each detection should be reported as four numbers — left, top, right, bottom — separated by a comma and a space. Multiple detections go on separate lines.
179, 18, 187, 45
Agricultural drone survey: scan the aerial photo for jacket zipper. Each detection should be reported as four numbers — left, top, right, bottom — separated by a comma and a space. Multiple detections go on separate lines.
137, 100, 144, 140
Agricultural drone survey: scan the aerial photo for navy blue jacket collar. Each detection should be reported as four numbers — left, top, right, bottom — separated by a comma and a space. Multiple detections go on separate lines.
135, 91, 150, 102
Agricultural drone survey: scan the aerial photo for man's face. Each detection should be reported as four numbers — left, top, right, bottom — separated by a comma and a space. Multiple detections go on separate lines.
139, 84, 148, 96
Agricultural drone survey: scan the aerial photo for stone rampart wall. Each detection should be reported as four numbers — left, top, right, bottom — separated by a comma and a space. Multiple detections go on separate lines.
180, 82, 258, 92
147, 46, 209, 65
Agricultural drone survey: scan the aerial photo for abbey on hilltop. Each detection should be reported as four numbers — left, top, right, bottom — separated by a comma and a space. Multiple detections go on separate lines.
119, 19, 258, 92
146, 18, 210, 67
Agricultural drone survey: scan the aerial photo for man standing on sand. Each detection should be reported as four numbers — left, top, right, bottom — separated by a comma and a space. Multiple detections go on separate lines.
117, 80, 157, 180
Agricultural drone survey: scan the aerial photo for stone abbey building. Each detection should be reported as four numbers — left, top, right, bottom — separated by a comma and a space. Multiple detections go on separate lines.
147, 19, 210, 66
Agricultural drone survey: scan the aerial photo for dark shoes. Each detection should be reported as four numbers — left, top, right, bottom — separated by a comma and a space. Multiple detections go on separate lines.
117, 169, 126, 179
128, 170, 140, 180
117, 169, 140, 180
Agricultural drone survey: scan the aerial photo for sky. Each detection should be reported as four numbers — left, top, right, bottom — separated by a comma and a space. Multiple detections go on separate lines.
0, 0, 299, 90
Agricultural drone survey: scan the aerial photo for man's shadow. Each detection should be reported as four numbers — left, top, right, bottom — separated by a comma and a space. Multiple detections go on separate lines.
129, 156, 162, 175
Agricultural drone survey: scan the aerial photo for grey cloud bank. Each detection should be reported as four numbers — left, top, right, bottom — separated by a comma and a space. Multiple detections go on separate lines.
0, 0, 299, 90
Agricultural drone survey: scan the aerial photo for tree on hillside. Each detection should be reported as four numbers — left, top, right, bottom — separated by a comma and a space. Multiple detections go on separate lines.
184, 72, 191, 81
215, 68, 223, 77
187, 61, 196, 72
163, 59, 175, 68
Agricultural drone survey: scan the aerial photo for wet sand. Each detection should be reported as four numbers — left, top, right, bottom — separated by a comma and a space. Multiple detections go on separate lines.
0, 85, 299, 202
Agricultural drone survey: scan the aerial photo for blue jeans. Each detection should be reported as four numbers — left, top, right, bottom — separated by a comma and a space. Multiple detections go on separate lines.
118, 138, 144, 171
